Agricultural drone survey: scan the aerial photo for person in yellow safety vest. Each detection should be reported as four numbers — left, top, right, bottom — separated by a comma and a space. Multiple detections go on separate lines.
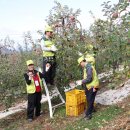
77, 56, 99, 120
85, 53, 95, 66
40, 25, 58, 85
78, 52, 95, 66
24, 60, 48, 122
85, 44, 94, 55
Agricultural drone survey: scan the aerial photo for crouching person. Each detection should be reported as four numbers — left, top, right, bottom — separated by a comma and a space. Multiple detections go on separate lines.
24, 60, 46, 122
77, 56, 99, 120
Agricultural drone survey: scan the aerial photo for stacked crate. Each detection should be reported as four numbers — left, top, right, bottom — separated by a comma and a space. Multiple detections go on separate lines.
65, 89, 86, 116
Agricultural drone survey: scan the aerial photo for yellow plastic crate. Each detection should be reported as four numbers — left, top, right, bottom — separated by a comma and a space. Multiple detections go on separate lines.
65, 89, 86, 106
66, 103, 86, 116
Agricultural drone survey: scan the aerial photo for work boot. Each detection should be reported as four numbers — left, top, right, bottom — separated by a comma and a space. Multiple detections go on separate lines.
40, 111, 43, 115
84, 114, 92, 120
28, 118, 33, 122
92, 108, 96, 113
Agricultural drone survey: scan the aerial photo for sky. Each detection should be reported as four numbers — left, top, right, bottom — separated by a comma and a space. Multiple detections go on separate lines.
0, 0, 119, 43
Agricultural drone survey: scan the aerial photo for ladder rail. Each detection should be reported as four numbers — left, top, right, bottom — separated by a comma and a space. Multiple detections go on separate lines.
42, 78, 65, 118
42, 78, 53, 118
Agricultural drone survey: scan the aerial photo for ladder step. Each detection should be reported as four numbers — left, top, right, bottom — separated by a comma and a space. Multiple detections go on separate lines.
42, 78, 65, 118
52, 102, 65, 109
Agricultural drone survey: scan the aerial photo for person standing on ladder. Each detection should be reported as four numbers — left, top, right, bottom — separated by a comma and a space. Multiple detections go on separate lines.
40, 25, 58, 85
76, 56, 99, 120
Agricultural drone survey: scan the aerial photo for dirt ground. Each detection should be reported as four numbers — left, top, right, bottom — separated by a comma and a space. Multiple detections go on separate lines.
0, 107, 80, 130
0, 96, 129, 130
99, 96, 130, 130
0, 80, 130, 130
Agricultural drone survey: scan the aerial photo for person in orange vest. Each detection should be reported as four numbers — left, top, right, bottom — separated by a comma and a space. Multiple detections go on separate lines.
77, 56, 99, 120
24, 60, 49, 122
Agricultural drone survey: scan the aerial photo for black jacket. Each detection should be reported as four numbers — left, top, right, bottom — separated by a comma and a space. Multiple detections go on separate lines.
24, 70, 45, 85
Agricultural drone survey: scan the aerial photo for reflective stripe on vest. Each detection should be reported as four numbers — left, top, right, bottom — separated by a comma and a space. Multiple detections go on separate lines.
83, 65, 99, 90
43, 40, 55, 57
26, 72, 43, 94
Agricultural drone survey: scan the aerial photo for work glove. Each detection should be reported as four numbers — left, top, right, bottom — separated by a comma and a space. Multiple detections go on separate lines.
29, 76, 32, 80
28, 72, 33, 80
93, 87, 97, 92
69, 82, 76, 89
78, 51, 83, 56
45, 63, 51, 72
75, 80, 82, 86
36, 67, 42, 73
50, 45, 58, 52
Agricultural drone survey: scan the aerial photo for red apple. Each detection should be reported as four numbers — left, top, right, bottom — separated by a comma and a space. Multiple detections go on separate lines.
69, 16, 75, 21
112, 12, 118, 19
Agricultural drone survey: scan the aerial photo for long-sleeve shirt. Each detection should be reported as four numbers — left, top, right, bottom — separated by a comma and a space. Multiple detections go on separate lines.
24, 70, 45, 85
82, 63, 93, 84
40, 36, 52, 51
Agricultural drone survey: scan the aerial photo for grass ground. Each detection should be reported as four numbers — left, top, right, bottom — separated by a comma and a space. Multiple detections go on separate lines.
0, 98, 129, 130
0, 80, 129, 130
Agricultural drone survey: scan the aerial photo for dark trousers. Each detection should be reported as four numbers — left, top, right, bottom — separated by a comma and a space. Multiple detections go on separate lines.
27, 92, 42, 119
84, 87, 97, 116
43, 57, 56, 85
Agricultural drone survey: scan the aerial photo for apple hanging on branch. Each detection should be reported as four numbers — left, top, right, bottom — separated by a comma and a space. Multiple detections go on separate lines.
69, 16, 75, 22
112, 12, 119, 19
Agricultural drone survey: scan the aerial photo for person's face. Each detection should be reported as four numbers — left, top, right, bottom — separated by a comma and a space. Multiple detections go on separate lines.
46, 31, 53, 38
28, 64, 34, 71
80, 61, 86, 68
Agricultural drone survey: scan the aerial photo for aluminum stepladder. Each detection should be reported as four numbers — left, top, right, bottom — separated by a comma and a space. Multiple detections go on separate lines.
42, 78, 65, 118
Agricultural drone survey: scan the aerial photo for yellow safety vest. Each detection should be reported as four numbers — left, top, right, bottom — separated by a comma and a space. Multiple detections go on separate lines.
43, 40, 55, 57
26, 72, 43, 94
83, 64, 99, 90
